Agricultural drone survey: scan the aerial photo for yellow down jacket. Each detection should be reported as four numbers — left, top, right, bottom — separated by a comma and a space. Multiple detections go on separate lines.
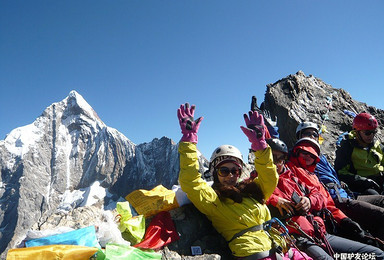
178, 142, 279, 257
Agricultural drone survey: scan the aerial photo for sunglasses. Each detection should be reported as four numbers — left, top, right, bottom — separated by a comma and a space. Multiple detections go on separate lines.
273, 154, 286, 164
299, 150, 317, 160
302, 131, 319, 138
361, 130, 377, 136
217, 167, 241, 177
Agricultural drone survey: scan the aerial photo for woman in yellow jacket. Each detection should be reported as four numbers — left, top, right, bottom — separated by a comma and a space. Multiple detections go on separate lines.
177, 103, 290, 260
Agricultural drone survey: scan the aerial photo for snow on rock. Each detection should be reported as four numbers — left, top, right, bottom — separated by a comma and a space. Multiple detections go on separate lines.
2, 118, 45, 169
58, 189, 86, 213
80, 181, 107, 207
57, 181, 118, 213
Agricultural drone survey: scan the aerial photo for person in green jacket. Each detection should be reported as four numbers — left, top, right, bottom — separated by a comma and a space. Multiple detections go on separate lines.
177, 103, 290, 259
335, 112, 384, 195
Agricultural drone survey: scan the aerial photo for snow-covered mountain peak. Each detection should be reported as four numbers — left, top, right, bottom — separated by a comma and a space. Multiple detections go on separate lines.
60, 90, 105, 131
67, 90, 98, 118
1, 91, 104, 160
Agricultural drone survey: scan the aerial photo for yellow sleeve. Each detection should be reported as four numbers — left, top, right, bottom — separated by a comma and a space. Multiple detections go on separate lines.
178, 142, 220, 216
252, 147, 278, 200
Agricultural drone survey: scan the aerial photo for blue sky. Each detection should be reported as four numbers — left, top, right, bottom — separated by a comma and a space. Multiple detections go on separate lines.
1, 1, 383, 159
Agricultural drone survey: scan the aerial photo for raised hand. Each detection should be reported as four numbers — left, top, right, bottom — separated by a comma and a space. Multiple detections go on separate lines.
240, 111, 267, 151
177, 103, 203, 144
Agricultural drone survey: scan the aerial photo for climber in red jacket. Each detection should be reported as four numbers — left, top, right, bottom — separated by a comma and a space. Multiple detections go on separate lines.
266, 138, 384, 260
287, 138, 348, 226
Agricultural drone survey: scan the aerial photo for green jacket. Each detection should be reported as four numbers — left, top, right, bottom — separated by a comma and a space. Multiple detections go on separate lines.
178, 142, 279, 257
335, 130, 384, 181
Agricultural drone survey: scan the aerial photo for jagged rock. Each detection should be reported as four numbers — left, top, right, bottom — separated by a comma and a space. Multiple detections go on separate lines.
33, 205, 105, 231
162, 247, 183, 259
166, 204, 232, 259
161, 247, 221, 260
262, 71, 384, 161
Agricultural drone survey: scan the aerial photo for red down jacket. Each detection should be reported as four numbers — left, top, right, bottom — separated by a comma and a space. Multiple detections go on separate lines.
287, 158, 347, 223
267, 164, 327, 237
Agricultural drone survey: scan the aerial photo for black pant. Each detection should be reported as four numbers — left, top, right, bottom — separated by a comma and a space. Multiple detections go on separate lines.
296, 234, 384, 260
335, 196, 384, 240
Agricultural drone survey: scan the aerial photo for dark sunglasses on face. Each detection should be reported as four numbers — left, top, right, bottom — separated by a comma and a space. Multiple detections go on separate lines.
217, 167, 241, 177
302, 131, 319, 138
361, 130, 377, 136
299, 150, 317, 160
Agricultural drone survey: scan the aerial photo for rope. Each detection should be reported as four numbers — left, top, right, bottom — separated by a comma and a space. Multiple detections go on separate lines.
265, 218, 310, 260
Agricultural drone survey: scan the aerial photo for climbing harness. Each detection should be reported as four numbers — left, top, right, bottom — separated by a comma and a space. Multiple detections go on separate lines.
286, 215, 335, 257
265, 218, 310, 260
228, 223, 264, 243
231, 217, 309, 260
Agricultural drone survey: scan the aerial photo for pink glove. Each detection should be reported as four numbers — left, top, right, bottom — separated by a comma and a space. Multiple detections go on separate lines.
240, 111, 267, 151
177, 103, 203, 144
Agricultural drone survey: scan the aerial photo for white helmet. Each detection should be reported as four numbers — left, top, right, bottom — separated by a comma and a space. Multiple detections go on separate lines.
209, 145, 244, 171
296, 122, 319, 139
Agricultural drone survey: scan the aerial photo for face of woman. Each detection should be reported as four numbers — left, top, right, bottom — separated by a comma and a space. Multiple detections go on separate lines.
298, 150, 316, 166
216, 162, 241, 186
272, 150, 285, 174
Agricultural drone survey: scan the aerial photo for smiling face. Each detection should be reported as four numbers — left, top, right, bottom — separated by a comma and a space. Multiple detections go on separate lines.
216, 161, 241, 186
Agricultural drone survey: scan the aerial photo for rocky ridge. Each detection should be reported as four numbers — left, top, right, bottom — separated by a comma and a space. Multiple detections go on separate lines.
263, 71, 384, 161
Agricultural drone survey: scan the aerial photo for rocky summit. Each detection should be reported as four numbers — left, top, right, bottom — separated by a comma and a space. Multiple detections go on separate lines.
0, 72, 383, 259
263, 71, 384, 162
